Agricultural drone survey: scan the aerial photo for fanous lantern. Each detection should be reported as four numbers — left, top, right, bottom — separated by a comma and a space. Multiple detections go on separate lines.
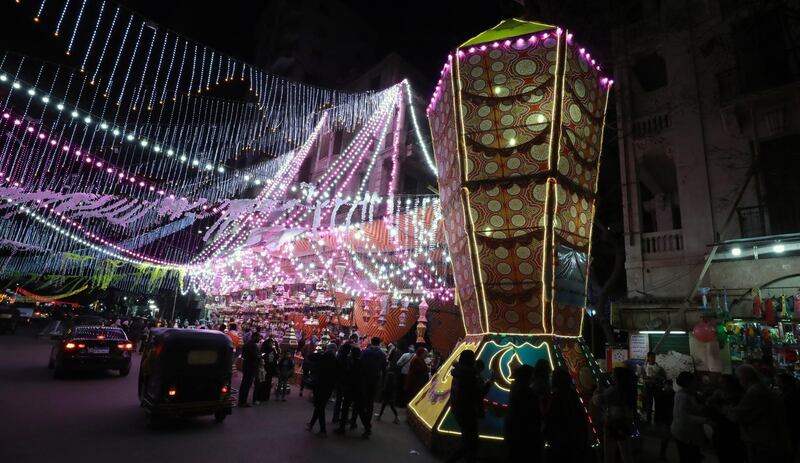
408, 19, 612, 449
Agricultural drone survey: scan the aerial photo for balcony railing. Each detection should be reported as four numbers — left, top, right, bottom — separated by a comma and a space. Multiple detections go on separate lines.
642, 230, 684, 256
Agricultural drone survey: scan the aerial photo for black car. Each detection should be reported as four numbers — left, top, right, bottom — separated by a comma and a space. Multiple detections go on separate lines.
0, 307, 20, 333
49, 326, 133, 378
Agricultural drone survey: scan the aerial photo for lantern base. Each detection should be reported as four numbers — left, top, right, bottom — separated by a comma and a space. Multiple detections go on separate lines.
407, 333, 605, 452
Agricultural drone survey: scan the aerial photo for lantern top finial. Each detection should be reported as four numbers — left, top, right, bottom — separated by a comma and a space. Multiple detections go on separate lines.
460, 18, 556, 48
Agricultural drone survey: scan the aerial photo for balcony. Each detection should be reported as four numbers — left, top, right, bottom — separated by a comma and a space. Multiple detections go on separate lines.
642, 230, 684, 257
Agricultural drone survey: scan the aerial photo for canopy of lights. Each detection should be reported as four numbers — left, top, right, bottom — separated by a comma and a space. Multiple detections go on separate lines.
0, 0, 452, 306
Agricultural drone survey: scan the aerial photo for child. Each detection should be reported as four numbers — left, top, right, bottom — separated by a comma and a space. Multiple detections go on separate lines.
276, 350, 295, 401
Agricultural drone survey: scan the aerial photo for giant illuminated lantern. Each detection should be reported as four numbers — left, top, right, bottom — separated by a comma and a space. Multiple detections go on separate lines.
408, 19, 612, 448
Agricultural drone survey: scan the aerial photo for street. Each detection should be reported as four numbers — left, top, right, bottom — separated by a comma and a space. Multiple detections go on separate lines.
0, 327, 439, 463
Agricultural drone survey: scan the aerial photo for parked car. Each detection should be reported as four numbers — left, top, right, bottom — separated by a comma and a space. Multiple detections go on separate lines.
48, 326, 133, 378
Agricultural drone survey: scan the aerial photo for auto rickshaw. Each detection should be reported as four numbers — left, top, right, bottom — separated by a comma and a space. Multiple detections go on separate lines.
138, 328, 234, 424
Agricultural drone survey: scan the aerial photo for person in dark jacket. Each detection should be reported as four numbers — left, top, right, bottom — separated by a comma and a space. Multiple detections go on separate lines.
405, 347, 430, 403
358, 337, 387, 438
446, 350, 490, 463
505, 364, 540, 462
260, 338, 279, 402
707, 374, 745, 463
731, 364, 790, 461
331, 334, 356, 423
777, 372, 800, 459
545, 368, 589, 462
307, 343, 338, 436
238, 332, 261, 407
334, 346, 368, 436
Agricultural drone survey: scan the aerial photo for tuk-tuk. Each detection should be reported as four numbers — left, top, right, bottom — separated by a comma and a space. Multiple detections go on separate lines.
0, 307, 20, 333
138, 328, 234, 424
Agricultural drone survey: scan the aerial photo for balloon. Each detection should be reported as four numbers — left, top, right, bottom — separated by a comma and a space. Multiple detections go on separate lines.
693, 321, 716, 343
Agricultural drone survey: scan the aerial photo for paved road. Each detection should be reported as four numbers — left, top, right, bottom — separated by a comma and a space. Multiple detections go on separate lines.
0, 327, 439, 463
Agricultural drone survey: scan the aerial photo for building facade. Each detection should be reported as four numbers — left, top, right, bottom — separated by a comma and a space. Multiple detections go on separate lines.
612, 0, 800, 321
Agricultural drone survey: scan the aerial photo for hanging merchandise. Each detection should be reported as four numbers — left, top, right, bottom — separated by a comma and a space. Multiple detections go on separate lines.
765, 297, 776, 325
753, 288, 763, 318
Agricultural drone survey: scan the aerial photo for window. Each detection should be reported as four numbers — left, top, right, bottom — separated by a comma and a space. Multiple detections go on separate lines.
187, 350, 219, 365
760, 134, 800, 234
632, 53, 667, 92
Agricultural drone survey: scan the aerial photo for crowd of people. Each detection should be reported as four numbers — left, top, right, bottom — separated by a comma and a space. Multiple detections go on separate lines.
605, 351, 800, 463
106, 315, 800, 462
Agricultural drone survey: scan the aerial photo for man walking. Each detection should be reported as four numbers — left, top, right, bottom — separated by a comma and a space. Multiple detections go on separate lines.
358, 337, 387, 438
238, 331, 261, 407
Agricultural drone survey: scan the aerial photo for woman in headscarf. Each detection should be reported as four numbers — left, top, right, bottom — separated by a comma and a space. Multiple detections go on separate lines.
404, 347, 430, 403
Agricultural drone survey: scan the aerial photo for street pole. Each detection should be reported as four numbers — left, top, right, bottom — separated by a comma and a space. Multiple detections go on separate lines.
170, 285, 178, 322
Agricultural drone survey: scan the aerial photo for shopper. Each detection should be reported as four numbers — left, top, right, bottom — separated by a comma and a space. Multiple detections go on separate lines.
545, 368, 589, 463
376, 359, 400, 424
707, 374, 745, 463
396, 345, 415, 404
307, 343, 338, 436
777, 372, 800, 459
593, 366, 636, 463
237, 331, 261, 407
260, 338, 279, 402
334, 346, 365, 435
331, 334, 356, 423
642, 351, 666, 425
405, 347, 430, 404
358, 336, 387, 438
731, 364, 790, 461
445, 350, 489, 463
275, 350, 294, 401
505, 364, 540, 462
671, 371, 707, 463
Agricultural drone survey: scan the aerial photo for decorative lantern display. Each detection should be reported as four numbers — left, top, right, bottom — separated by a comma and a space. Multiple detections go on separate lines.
398, 300, 409, 328
416, 299, 429, 343
408, 18, 612, 447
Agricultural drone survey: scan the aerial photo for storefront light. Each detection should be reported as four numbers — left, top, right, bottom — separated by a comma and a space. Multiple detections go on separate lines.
731, 247, 742, 257
774, 244, 785, 253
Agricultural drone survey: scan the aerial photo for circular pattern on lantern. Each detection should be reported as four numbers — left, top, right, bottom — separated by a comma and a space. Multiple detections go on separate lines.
574, 79, 586, 98
568, 221, 577, 233
489, 49, 502, 59
494, 86, 509, 97
516, 246, 531, 259
511, 214, 526, 227
500, 114, 514, 126
494, 247, 509, 259
479, 119, 493, 131
519, 262, 533, 275
481, 133, 495, 145
488, 200, 502, 212
497, 263, 512, 275
532, 144, 548, 161
473, 80, 486, 91
528, 310, 541, 324
509, 198, 523, 211
490, 215, 504, 228
487, 187, 500, 197
500, 278, 514, 290
471, 67, 484, 77
505, 310, 519, 323
478, 106, 491, 118
508, 184, 521, 196
515, 59, 537, 76
506, 157, 521, 170
491, 61, 504, 72
498, 102, 512, 112
502, 129, 516, 141
570, 206, 578, 218
494, 74, 507, 85
469, 55, 482, 65
569, 104, 582, 123
485, 162, 499, 175
533, 184, 547, 201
